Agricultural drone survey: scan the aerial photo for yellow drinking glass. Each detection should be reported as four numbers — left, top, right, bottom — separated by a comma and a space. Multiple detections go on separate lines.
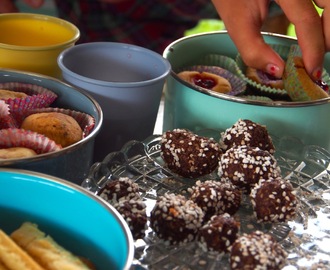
0, 13, 80, 78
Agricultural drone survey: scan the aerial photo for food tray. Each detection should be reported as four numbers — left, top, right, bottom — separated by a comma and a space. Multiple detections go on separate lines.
82, 130, 330, 270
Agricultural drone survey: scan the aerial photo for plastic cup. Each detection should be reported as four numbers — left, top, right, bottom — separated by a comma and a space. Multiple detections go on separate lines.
58, 42, 171, 161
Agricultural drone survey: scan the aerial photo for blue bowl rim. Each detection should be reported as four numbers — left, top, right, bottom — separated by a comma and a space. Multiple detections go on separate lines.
57, 41, 171, 87
0, 167, 135, 270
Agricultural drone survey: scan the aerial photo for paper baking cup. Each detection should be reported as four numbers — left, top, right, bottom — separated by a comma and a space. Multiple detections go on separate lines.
0, 82, 57, 119
22, 107, 95, 138
193, 54, 241, 76
0, 128, 62, 155
235, 44, 291, 98
176, 64, 247, 96
283, 44, 330, 101
0, 100, 17, 129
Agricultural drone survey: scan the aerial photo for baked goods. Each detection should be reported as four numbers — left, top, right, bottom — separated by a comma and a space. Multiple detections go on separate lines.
284, 56, 329, 101
10, 222, 91, 270
161, 129, 221, 178
188, 179, 241, 221
177, 70, 232, 93
220, 119, 275, 153
230, 230, 287, 270
0, 129, 62, 157
198, 213, 240, 253
150, 193, 204, 245
245, 66, 284, 89
114, 198, 147, 240
283, 47, 329, 101
98, 177, 140, 204
21, 112, 83, 148
98, 177, 147, 239
0, 147, 37, 159
0, 82, 95, 159
218, 145, 281, 193
250, 177, 297, 223
0, 229, 44, 270
0, 89, 28, 99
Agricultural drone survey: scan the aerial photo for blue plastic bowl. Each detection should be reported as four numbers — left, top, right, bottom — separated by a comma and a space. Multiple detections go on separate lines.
0, 169, 134, 270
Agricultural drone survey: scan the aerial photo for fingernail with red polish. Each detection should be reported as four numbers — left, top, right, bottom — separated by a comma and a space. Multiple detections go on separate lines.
312, 68, 322, 80
266, 64, 280, 77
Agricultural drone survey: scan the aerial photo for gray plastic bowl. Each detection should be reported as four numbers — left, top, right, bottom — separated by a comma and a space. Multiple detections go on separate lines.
0, 69, 103, 184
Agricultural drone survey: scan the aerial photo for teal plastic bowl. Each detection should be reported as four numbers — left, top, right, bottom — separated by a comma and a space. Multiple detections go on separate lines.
0, 169, 134, 270
163, 31, 330, 151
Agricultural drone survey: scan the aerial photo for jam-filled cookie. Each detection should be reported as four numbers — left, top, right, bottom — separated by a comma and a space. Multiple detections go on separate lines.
177, 70, 232, 94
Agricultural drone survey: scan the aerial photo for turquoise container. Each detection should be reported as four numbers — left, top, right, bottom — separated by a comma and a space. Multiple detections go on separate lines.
163, 31, 330, 151
0, 169, 134, 270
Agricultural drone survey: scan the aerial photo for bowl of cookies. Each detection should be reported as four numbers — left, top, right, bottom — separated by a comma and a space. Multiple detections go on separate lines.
163, 31, 330, 151
0, 68, 102, 184
0, 168, 134, 270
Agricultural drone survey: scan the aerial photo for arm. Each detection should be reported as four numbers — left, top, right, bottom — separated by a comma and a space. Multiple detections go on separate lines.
212, 0, 328, 80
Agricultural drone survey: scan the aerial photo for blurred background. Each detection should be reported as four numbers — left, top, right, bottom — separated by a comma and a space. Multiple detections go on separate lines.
16, 0, 300, 38
16, 0, 58, 16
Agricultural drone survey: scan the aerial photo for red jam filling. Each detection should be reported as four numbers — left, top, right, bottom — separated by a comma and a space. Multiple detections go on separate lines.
193, 74, 216, 89
315, 80, 329, 93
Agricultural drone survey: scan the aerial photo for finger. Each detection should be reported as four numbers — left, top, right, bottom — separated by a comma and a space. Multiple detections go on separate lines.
276, 0, 325, 79
321, 8, 330, 51
0, 0, 18, 13
212, 0, 285, 78
314, 0, 330, 52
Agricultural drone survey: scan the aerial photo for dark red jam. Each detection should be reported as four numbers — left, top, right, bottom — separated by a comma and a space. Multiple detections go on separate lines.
193, 74, 216, 89
315, 80, 329, 93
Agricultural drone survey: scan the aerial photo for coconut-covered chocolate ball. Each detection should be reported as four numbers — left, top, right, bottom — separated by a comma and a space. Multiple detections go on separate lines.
161, 129, 221, 178
230, 230, 287, 270
250, 177, 297, 223
220, 119, 275, 154
198, 213, 240, 253
98, 177, 140, 204
150, 193, 204, 245
218, 145, 281, 193
114, 198, 148, 240
189, 179, 241, 222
